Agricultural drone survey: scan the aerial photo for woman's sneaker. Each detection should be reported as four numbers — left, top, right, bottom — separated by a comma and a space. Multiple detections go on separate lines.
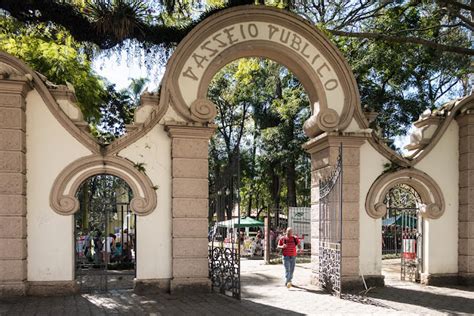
287, 282, 292, 288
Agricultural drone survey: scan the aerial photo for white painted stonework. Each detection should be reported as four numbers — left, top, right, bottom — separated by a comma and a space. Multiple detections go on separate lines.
118, 124, 173, 280
359, 142, 389, 276
26, 90, 92, 281
23, 84, 169, 285
414, 120, 459, 274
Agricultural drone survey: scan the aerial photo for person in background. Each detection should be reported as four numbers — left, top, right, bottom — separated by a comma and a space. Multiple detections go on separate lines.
103, 233, 116, 264
82, 229, 92, 262
277, 227, 302, 288
122, 228, 132, 261
93, 230, 103, 265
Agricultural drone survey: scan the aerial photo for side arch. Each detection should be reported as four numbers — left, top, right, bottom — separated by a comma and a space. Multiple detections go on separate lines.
50, 155, 157, 216
366, 168, 445, 219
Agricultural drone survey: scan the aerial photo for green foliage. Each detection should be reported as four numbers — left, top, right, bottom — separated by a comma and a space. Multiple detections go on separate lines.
0, 16, 106, 120
328, 2, 471, 138
0, 14, 147, 143
133, 162, 146, 172
75, 174, 132, 232
208, 58, 311, 221
1, 1, 471, 142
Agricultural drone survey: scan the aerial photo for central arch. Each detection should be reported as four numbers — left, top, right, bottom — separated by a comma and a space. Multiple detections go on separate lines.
160, 5, 367, 137
163, 5, 369, 293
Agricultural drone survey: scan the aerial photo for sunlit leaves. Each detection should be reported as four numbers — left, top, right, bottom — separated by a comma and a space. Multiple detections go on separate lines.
0, 16, 105, 120
208, 57, 311, 217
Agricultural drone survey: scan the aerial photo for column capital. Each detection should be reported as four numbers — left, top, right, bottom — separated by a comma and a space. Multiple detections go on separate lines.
0, 78, 33, 98
456, 109, 474, 127
165, 122, 216, 139
303, 131, 369, 154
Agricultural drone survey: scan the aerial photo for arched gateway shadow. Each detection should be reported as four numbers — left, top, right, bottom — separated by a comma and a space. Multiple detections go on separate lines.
366, 284, 474, 315
0, 292, 303, 315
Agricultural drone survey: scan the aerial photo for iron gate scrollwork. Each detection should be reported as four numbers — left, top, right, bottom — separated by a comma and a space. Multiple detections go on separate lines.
74, 175, 137, 293
208, 160, 241, 299
383, 183, 423, 282
209, 223, 240, 298
319, 144, 343, 297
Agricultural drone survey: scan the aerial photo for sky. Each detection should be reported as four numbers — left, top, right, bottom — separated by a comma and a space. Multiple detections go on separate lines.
92, 50, 163, 91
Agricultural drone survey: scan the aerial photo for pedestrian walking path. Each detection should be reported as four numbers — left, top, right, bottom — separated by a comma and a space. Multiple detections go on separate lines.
0, 259, 473, 315
241, 259, 474, 315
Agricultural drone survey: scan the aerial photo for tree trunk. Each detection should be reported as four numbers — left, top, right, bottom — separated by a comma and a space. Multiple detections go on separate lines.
269, 163, 281, 227
247, 129, 258, 217
81, 183, 90, 228
286, 157, 297, 207
286, 117, 297, 207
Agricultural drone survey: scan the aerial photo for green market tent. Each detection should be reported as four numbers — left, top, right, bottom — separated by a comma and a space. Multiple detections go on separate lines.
382, 215, 417, 228
216, 217, 264, 228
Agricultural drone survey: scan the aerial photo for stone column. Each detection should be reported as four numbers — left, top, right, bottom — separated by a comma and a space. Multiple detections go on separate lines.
0, 78, 31, 296
166, 123, 215, 292
457, 110, 474, 285
304, 132, 369, 290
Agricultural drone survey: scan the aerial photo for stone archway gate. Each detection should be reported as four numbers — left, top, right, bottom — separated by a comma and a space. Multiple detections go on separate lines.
4, 4, 467, 296
0, 5, 368, 296
159, 5, 368, 292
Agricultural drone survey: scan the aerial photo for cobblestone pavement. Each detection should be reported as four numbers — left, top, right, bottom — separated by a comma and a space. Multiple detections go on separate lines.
0, 259, 473, 315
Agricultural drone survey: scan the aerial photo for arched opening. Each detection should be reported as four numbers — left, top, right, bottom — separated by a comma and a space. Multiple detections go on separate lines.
207, 57, 312, 298
381, 183, 423, 283
74, 174, 137, 293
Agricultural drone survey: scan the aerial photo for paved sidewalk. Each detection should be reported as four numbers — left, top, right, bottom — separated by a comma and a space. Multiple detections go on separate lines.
241, 259, 405, 315
1, 259, 473, 315
241, 259, 474, 315
0, 291, 302, 316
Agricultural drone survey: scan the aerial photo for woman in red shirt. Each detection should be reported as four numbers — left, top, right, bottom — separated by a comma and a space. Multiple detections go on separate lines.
277, 227, 302, 288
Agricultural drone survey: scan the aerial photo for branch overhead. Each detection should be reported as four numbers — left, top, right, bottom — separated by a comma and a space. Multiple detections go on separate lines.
329, 30, 474, 56
0, 0, 471, 57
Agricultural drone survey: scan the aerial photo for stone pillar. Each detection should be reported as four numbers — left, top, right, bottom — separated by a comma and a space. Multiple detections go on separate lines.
304, 132, 368, 290
166, 123, 215, 292
0, 78, 31, 296
457, 110, 474, 285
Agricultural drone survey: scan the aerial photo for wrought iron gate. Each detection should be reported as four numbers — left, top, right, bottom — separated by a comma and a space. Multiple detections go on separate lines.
74, 175, 137, 293
400, 208, 423, 281
384, 184, 423, 282
319, 144, 343, 297
208, 161, 241, 299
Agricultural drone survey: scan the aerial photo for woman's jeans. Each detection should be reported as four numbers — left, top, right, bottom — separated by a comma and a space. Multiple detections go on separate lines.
283, 255, 296, 284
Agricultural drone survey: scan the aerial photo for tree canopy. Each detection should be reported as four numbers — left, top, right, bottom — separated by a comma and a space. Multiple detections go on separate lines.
1, 1, 472, 55
1, 0, 471, 139
208, 58, 311, 222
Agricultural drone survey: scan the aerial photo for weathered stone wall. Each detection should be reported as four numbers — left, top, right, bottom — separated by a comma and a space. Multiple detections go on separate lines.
304, 132, 367, 290
0, 78, 30, 296
457, 111, 474, 285
166, 124, 214, 292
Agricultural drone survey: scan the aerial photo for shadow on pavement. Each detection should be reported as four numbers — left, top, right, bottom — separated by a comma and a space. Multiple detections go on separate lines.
241, 272, 278, 284
290, 284, 396, 310
367, 285, 474, 315
291, 284, 326, 295
0, 291, 305, 315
